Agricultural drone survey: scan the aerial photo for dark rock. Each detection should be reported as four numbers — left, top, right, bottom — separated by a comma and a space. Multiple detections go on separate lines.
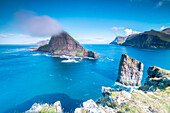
117, 54, 144, 86
110, 36, 127, 45
140, 66, 170, 91
122, 29, 170, 49
37, 31, 99, 59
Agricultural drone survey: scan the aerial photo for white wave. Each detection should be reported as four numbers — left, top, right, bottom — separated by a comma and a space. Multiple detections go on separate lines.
42, 53, 51, 57
107, 58, 114, 61
51, 55, 60, 57
61, 59, 79, 63
83, 57, 95, 59
60, 55, 70, 59
32, 53, 41, 56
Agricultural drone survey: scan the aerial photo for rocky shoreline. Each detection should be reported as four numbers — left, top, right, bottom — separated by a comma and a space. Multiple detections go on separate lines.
25, 54, 170, 113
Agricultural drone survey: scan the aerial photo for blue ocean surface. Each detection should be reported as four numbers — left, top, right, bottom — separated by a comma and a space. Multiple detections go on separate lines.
0, 44, 170, 113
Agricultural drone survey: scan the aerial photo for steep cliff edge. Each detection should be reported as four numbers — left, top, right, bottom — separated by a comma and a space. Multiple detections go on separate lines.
37, 31, 99, 59
110, 36, 127, 45
117, 54, 144, 86
122, 29, 170, 49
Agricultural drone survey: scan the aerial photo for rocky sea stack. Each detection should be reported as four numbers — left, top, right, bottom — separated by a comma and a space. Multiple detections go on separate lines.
37, 31, 99, 59
117, 54, 144, 86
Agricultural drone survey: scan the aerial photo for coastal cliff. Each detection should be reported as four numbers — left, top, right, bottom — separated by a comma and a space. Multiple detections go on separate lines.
122, 29, 170, 49
110, 28, 170, 49
117, 54, 144, 86
110, 36, 127, 45
37, 31, 99, 59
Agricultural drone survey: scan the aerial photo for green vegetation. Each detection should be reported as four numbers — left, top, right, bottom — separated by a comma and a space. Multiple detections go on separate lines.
56, 48, 62, 52
39, 106, 56, 113
145, 30, 170, 42
76, 51, 84, 55
67, 33, 81, 45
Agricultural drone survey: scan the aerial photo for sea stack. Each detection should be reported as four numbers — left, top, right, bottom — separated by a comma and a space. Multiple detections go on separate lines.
117, 54, 144, 86
37, 31, 99, 59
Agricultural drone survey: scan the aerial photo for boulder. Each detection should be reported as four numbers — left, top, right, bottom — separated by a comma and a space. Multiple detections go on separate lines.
117, 54, 144, 86
25, 101, 63, 113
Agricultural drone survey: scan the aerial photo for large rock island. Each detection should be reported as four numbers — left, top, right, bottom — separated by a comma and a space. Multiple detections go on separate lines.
36, 31, 99, 59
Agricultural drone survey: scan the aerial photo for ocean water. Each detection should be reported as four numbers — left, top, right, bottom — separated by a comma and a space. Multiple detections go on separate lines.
0, 44, 170, 113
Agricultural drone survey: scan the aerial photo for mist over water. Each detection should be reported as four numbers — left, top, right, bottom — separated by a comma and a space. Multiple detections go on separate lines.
0, 44, 170, 112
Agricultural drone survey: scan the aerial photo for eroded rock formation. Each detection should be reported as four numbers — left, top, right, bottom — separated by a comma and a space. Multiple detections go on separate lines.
117, 54, 144, 86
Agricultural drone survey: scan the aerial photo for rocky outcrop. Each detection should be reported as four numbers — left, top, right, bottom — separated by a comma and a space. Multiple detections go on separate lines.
25, 101, 63, 113
110, 36, 127, 45
117, 54, 144, 86
140, 66, 170, 91
162, 28, 170, 34
37, 31, 99, 59
75, 99, 115, 113
122, 29, 170, 49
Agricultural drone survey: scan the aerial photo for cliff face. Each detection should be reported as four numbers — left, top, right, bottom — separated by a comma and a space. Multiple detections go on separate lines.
37, 31, 99, 58
110, 36, 127, 45
117, 54, 144, 86
122, 29, 170, 49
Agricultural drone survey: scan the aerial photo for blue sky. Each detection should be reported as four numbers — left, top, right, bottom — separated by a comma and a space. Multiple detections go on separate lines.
0, 0, 170, 44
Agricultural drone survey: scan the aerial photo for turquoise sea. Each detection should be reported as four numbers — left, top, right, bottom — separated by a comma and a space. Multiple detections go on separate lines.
0, 44, 170, 113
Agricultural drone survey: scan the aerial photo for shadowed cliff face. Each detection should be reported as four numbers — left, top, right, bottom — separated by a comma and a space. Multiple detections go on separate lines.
122, 29, 170, 49
37, 31, 99, 58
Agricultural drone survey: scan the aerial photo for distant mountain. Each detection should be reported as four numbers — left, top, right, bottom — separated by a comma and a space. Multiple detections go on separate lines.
37, 31, 99, 58
110, 28, 170, 49
122, 28, 170, 49
110, 36, 127, 45
36, 39, 50, 45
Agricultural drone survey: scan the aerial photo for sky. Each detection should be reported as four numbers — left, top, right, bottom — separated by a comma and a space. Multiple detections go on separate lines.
0, 0, 170, 44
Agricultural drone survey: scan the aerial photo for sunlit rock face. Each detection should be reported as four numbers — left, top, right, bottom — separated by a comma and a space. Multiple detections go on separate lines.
25, 101, 63, 113
37, 31, 99, 59
117, 54, 144, 86
110, 36, 127, 45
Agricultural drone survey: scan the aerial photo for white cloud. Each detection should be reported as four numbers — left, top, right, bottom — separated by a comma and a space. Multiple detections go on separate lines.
124, 28, 141, 36
0, 34, 8, 38
8, 34, 14, 36
111, 27, 124, 31
160, 26, 165, 30
13, 10, 63, 37
0, 33, 50, 44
